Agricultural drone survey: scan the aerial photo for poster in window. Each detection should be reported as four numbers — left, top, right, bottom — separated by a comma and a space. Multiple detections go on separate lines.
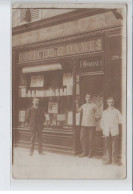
48, 102, 58, 114
30, 75, 44, 87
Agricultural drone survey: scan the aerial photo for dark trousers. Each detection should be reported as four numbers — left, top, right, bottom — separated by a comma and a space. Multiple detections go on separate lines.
80, 126, 96, 155
104, 135, 119, 163
30, 129, 42, 153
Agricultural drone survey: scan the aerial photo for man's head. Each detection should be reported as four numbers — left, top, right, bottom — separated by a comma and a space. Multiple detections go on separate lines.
106, 97, 114, 108
85, 93, 92, 103
32, 97, 40, 107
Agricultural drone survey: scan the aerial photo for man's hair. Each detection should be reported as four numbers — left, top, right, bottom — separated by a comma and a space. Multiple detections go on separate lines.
106, 97, 115, 102
32, 97, 39, 101
85, 93, 92, 98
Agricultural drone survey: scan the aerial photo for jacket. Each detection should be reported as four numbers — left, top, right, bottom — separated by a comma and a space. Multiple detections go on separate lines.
25, 106, 44, 131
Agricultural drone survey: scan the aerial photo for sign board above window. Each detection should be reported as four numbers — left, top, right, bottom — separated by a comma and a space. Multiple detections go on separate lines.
18, 38, 103, 64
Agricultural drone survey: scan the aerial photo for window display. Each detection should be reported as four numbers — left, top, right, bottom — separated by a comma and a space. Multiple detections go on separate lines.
18, 67, 74, 130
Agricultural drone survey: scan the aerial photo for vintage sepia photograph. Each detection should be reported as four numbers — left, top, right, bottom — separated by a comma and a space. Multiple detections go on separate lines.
12, 3, 127, 179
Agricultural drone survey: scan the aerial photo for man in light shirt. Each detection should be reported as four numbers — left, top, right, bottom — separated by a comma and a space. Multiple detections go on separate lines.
100, 97, 122, 165
77, 93, 98, 158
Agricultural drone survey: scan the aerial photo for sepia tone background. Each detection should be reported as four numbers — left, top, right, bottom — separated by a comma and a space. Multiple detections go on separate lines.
12, 3, 127, 179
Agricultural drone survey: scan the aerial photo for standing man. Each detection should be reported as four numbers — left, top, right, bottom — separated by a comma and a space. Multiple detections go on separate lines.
25, 97, 44, 156
100, 97, 122, 165
77, 93, 98, 158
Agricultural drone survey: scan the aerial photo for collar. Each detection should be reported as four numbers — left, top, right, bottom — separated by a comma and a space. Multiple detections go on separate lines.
107, 107, 115, 111
33, 105, 38, 110
86, 102, 92, 105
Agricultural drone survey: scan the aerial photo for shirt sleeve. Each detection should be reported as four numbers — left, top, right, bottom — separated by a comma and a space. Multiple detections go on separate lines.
78, 104, 83, 113
117, 110, 122, 124
100, 112, 104, 130
25, 108, 31, 124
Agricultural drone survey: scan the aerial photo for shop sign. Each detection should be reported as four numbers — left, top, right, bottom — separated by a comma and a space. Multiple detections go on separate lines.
18, 38, 103, 63
78, 55, 104, 73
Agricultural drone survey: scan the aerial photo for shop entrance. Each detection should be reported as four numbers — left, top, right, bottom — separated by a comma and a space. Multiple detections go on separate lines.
79, 74, 104, 130
75, 74, 105, 155
79, 74, 104, 105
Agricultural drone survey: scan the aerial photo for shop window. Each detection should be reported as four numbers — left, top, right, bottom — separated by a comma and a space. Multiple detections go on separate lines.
18, 69, 74, 130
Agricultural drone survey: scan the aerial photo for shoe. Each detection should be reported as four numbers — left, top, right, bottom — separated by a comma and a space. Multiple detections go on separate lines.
103, 160, 112, 165
29, 152, 33, 156
112, 161, 122, 166
79, 153, 87, 157
88, 153, 92, 158
38, 151, 44, 155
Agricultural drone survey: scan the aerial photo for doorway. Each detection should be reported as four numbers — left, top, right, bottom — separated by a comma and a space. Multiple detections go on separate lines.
75, 74, 104, 155
79, 74, 104, 105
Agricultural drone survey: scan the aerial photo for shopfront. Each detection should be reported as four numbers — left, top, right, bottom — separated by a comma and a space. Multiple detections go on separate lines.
13, 22, 122, 157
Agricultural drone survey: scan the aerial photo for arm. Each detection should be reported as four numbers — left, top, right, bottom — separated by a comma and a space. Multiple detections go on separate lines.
42, 110, 46, 123
25, 108, 31, 125
39, 109, 45, 125
117, 110, 122, 124
76, 103, 83, 113
100, 112, 104, 130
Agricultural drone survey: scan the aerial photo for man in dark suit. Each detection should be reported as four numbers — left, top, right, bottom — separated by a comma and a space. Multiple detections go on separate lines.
25, 97, 44, 156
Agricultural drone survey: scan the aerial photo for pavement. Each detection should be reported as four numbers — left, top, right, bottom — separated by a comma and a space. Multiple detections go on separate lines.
12, 147, 126, 180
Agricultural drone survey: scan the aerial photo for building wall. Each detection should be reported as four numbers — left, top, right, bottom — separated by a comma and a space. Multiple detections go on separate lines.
12, 11, 122, 47
12, 9, 75, 27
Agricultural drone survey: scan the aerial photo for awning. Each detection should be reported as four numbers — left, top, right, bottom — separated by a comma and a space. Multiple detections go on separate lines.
22, 63, 62, 73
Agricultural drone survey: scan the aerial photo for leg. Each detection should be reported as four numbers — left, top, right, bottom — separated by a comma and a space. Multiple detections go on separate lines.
30, 130, 36, 155
88, 127, 96, 157
112, 135, 119, 164
37, 130, 43, 154
104, 135, 112, 164
80, 127, 89, 156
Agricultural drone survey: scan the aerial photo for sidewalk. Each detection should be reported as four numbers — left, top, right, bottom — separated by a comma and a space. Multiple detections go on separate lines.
12, 147, 125, 179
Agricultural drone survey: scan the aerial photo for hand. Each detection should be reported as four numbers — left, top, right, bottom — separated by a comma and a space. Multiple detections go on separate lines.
96, 117, 101, 121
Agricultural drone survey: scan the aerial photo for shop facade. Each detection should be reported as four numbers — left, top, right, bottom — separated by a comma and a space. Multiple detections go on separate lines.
12, 8, 123, 157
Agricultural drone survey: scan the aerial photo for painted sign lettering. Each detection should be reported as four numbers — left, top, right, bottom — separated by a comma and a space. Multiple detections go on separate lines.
18, 38, 103, 63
